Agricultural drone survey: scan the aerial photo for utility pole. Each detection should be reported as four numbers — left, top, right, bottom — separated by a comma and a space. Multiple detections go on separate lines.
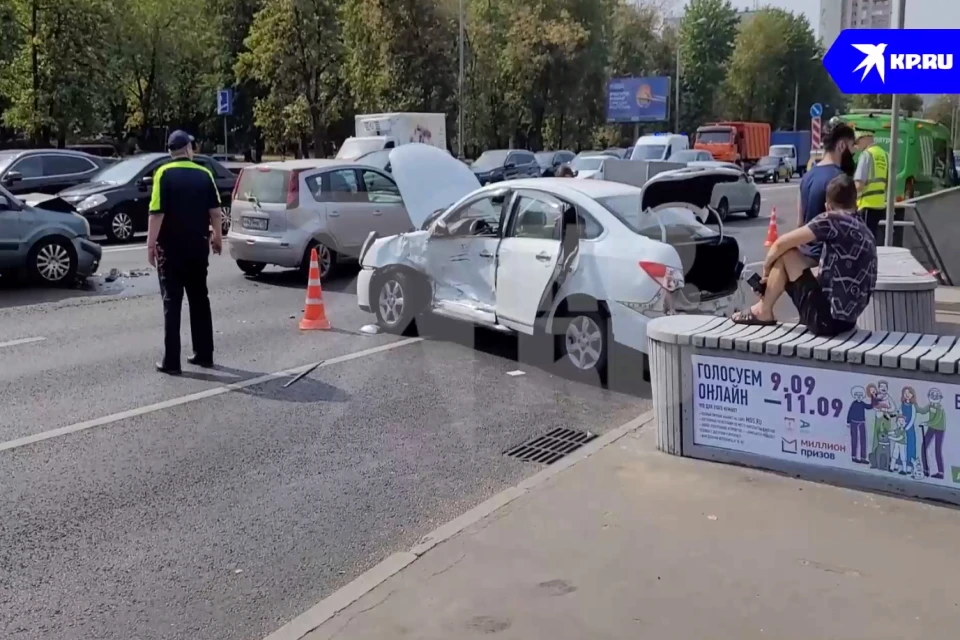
793, 81, 799, 131
458, 0, 465, 159
884, 0, 907, 247
674, 45, 681, 132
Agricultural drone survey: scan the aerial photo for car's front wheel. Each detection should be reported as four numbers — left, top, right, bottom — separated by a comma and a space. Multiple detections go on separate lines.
107, 210, 135, 243
28, 237, 78, 286
373, 270, 421, 336
555, 309, 609, 383
747, 194, 761, 219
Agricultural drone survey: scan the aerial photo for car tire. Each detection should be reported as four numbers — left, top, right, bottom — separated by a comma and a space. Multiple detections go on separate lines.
373, 269, 421, 336
107, 210, 135, 243
747, 194, 761, 219
555, 309, 609, 385
28, 237, 78, 286
237, 260, 265, 277
785, 172, 790, 183
220, 206, 231, 235
300, 241, 337, 282
716, 198, 729, 222
773, 173, 779, 184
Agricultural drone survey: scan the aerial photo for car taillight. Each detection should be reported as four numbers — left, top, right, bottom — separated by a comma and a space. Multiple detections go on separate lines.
286, 170, 301, 209
231, 169, 242, 202
640, 261, 683, 292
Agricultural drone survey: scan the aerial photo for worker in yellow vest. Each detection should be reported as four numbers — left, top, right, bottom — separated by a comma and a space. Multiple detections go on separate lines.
853, 129, 889, 240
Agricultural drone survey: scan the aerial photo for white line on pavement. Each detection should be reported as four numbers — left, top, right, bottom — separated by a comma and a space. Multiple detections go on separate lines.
0, 336, 46, 349
0, 337, 422, 454
758, 185, 798, 191
102, 245, 147, 253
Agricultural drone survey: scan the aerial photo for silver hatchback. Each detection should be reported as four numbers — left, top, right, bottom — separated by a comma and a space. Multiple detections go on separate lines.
227, 160, 414, 280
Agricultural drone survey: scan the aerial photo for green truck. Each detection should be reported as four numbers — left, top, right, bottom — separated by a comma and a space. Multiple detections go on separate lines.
837, 110, 959, 201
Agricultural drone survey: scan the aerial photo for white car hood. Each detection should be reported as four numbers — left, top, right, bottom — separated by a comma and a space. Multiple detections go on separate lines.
389, 144, 480, 229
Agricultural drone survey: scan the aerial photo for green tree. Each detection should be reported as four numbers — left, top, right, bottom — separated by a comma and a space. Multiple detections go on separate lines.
926, 95, 959, 132
237, 0, 343, 156
677, 0, 738, 134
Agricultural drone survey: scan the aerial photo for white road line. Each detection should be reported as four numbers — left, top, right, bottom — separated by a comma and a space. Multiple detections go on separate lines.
0, 336, 46, 349
758, 185, 798, 191
0, 337, 422, 454
102, 245, 147, 253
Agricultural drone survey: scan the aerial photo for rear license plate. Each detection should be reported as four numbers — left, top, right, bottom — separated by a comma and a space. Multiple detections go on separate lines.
242, 217, 268, 231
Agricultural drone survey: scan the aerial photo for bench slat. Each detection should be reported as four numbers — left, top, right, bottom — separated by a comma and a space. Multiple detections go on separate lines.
937, 338, 960, 374
693, 319, 734, 347
880, 333, 923, 368
749, 323, 797, 353
799, 329, 854, 359
764, 325, 808, 355
864, 331, 906, 367
898, 334, 940, 370
720, 324, 766, 350
920, 335, 957, 372
675, 316, 727, 346
822, 329, 871, 361
704, 322, 749, 349
736, 324, 780, 351
845, 330, 890, 364
780, 330, 820, 357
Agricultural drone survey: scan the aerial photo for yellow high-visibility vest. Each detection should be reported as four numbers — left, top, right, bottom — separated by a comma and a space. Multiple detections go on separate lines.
857, 144, 888, 210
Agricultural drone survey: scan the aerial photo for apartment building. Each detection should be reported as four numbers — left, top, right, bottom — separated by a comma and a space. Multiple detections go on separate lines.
820, 0, 892, 48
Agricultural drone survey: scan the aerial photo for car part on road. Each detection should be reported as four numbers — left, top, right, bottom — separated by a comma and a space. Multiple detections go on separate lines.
747, 194, 761, 219
29, 237, 78, 285
237, 259, 266, 276
282, 361, 323, 388
108, 211, 135, 242
373, 269, 421, 336
503, 427, 599, 464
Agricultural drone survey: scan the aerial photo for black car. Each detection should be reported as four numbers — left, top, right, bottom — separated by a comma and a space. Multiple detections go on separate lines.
58, 153, 237, 242
471, 149, 541, 184
535, 150, 576, 177
0, 149, 107, 196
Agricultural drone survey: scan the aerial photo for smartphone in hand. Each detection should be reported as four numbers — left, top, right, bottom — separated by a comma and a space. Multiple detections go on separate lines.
746, 272, 766, 296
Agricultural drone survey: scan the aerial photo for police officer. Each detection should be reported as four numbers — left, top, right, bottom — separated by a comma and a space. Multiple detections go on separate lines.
853, 129, 889, 240
146, 130, 223, 375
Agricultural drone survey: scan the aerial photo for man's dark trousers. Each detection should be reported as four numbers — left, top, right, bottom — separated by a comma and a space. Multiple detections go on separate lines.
157, 247, 213, 369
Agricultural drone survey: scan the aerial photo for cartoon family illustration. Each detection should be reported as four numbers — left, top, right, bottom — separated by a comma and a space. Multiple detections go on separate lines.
846, 381, 947, 480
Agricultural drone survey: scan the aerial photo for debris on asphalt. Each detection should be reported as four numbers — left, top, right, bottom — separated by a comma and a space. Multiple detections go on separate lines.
360, 324, 381, 335
707, 515, 718, 521
234, 569, 243, 574
283, 361, 323, 388
506, 370, 526, 377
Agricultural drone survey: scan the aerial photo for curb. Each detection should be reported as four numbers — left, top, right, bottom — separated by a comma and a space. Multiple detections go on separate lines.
263, 409, 656, 640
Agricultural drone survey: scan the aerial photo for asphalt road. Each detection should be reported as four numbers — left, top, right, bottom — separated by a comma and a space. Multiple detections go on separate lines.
0, 182, 798, 640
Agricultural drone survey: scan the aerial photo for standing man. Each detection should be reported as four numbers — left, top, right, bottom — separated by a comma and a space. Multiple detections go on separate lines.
797, 122, 857, 263
147, 130, 223, 375
853, 129, 889, 241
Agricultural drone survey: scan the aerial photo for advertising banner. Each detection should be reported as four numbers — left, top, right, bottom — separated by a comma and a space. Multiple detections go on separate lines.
606, 77, 670, 123
693, 355, 957, 484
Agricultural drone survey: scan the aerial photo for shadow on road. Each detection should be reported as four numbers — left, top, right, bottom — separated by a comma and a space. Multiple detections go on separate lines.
0, 271, 145, 310
246, 265, 361, 294
179, 362, 351, 404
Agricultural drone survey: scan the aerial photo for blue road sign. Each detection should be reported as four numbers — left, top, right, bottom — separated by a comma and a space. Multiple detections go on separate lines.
823, 29, 959, 95
809, 103, 823, 118
217, 89, 233, 116
606, 77, 671, 123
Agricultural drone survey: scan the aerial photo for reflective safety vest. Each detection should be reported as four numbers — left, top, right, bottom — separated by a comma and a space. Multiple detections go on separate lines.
857, 144, 888, 210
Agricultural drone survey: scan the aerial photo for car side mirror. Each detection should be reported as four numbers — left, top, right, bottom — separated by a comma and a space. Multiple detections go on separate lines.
139, 175, 153, 189
504, 161, 516, 169
3, 171, 23, 185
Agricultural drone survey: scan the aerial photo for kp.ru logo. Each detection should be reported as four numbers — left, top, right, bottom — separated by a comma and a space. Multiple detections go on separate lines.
852, 42, 954, 83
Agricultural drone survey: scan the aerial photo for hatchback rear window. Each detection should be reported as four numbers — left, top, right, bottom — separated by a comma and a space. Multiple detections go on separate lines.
236, 168, 290, 203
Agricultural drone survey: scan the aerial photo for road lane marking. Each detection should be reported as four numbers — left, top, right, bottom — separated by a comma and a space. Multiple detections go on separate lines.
102, 245, 147, 253
758, 185, 798, 191
0, 336, 45, 349
0, 337, 422, 454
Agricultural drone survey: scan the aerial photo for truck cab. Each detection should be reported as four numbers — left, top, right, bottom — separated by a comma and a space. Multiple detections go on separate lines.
694, 122, 770, 169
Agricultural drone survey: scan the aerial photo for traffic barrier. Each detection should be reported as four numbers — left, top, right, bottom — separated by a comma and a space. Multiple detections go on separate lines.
299, 248, 331, 331
764, 206, 779, 247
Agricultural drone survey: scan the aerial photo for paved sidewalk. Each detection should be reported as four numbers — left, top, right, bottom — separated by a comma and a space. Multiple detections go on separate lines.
299, 424, 960, 639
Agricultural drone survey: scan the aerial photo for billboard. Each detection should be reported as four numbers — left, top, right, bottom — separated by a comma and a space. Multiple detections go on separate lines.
606, 76, 671, 123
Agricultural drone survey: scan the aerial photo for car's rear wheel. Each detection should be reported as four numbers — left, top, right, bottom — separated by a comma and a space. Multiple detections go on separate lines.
373, 270, 421, 336
555, 309, 609, 384
107, 211, 135, 243
220, 206, 231, 235
299, 241, 336, 281
29, 237, 78, 286
747, 194, 761, 219
237, 260, 265, 277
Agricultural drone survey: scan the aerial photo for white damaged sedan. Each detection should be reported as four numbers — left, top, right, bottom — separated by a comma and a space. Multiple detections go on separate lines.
357, 144, 745, 380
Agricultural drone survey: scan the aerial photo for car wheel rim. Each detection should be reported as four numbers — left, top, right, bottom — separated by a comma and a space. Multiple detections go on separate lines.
564, 316, 603, 371
378, 280, 404, 326
317, 245, 332, 277
37, 244, 71, 282
112, 213, 133, 240
221, 207, 231, 234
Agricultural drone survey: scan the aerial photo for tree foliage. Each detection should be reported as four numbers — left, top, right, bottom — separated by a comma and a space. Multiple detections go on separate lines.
677, 0, 738, 134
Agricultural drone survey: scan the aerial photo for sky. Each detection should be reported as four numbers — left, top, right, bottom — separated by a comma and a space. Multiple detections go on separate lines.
670, 0, 958, 33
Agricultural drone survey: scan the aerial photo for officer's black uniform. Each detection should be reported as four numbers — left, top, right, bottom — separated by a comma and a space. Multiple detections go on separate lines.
149, 134, 221, 373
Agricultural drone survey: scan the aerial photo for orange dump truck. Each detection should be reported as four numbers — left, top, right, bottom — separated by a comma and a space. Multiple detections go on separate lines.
694, 122, 771, 167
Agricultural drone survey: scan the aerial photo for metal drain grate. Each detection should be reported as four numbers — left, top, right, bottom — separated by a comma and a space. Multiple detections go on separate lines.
504, 428, 598, 465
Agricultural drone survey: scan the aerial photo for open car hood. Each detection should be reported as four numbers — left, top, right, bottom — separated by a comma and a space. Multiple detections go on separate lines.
17, 193, 77, 213
389, 144, 481, 229
640, 166, 741, 211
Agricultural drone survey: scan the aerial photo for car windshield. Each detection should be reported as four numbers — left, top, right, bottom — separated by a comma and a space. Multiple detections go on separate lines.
757, 156, 779, 167
630, 145, 666, 160
357, 149, 392, 171
668, 150, 700, 163
769, 146, 792, 158
89, 154, 160, 184
697, 129, 733, 143
0, 152, 18, 174
571, 156, 605, 171
337, 138, 385, 160
472, 150, 510, 171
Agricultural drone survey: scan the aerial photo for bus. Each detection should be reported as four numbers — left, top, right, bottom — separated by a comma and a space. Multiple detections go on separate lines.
837, 110, 958, 201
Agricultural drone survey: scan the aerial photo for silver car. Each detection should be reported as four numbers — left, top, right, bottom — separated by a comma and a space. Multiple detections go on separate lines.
687, 161, 761, 221
227, 160, 413, 280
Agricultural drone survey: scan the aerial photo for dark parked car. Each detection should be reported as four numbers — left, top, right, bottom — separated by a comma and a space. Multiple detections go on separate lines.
0, 149, 107, 196
471, 149, 541, 184
535, 150, 576, 177
67, 144, 120, 159
58, 153, 237, 242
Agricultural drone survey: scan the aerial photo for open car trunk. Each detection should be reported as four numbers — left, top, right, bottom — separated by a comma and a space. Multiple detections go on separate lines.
639, 168, 745, 302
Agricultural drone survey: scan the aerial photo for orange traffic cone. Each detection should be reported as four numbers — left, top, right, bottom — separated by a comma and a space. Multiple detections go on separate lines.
299, 248, 331, 330
764, 206, 779, 247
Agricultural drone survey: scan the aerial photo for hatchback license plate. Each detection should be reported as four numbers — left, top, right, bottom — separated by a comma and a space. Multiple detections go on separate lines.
242, 217, 268, 231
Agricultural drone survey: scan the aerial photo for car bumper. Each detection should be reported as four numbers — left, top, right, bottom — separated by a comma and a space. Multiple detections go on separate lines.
75, 237, 102, 277
227, 232, 302, 268
82, 210, 111, 235
357, 267, 374, 312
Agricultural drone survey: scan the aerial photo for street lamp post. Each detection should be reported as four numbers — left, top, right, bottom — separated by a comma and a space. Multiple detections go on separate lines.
883, 0, 907, 247
458, 0, 465, 159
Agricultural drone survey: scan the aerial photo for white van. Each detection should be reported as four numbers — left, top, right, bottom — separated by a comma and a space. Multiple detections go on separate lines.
629, 134, 689, 161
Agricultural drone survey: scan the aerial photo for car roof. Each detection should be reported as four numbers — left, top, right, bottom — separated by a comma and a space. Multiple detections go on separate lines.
254, 158, 359, 170
0, 148, 99, 160
496, 177, 641, 198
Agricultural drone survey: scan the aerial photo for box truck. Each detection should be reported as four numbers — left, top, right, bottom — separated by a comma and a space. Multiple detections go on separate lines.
694, 122, 770, 167
769, 130, 811, 176
336, 113, 447, 160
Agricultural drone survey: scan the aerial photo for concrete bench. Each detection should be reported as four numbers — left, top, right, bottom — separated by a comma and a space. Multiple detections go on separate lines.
648, 314, 960, 505
858, 246, 937, 334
